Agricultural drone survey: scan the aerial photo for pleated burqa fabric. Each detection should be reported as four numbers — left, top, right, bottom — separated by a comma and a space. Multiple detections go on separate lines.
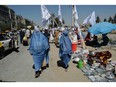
59, 30, 72, 67
29, 26, 49, 71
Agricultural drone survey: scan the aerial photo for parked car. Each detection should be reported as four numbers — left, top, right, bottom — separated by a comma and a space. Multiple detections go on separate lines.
0, 34, 14, 58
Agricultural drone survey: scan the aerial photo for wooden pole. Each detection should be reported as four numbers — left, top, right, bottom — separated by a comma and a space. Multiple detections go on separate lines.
77, 25, 86, 49
72, 5, 86, 49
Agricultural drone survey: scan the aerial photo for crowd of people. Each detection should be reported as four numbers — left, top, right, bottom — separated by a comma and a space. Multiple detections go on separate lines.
6, 25, 109, 78
27, 26, 73, 78
19, 27, 34, 46
21, 25, 109, 78
85, 32, 109, 47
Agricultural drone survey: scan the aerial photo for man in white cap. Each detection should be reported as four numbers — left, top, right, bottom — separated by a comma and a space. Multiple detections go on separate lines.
25, 26, 31, 44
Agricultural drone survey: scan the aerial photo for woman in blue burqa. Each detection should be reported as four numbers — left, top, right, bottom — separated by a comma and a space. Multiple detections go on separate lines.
29, 26, 49, 78
59, 29, 72, 72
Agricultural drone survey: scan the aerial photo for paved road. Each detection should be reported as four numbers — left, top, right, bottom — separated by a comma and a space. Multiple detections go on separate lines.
0, 43, 90, 82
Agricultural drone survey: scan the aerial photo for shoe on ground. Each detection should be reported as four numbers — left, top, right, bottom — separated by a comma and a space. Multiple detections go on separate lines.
65, 65, 69, 72
35, 71, 41, 78
46, 64, 49, 68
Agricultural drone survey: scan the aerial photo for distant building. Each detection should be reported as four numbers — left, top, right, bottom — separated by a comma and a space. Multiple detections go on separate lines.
9, 8, 16, 29
0, 5, 16, 31
0, 5, 35, 31
0, 5, 10, 31
16, 15, 25, 29
16, 15, 34, 29
25, 18, 33, 26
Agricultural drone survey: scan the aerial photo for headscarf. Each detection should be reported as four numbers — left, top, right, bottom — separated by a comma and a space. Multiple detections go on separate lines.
60, 27, 65, 31
34, 26, 40, 31
59, 29, 72, 57
29, 26, 49, 55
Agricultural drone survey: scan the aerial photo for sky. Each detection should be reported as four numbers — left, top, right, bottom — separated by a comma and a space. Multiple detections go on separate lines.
8, 5, 116, 27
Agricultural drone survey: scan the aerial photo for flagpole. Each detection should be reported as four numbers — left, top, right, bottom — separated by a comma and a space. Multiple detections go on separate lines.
73, 5, 86, 49
77, 24, 86, 49
58, 5, 63, 27
41, 5, 51, 29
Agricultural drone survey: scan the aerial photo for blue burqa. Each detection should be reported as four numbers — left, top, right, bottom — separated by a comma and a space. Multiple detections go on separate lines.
29, 26, 49, 71
59, 30, 72, 68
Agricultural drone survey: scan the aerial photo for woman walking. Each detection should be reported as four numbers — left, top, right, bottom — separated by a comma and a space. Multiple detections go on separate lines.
59, 29, 72, 72
29, 26, 49, 78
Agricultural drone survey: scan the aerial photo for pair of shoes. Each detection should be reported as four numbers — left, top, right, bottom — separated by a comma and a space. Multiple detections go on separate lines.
41, 66, 46, 71
35, 71, 41, 78
46, 64, 49, 68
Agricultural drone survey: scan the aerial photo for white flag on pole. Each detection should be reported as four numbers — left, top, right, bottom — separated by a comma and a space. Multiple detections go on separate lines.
83, 14, 91, 25
58, 5, 62, 23
73, 5, 86, 49
72, 5, 81, 35
73, 5, 78, 21
89, 11, 96, 37
41, 5, 51, 29
41, 5, 51, 20
89, 11, 96, 26
83, 11, 96, 26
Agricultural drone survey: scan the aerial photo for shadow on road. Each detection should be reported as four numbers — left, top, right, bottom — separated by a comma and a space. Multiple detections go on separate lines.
57, 60, 65, 69
0, 47, 19, 60
0, 80, 16, 82
2, 49, 13, 60
13, 47, 20, 53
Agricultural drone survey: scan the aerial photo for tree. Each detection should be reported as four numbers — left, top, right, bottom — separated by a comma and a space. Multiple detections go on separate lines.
50, 13, 55, 19
54, 17, 59, 27
113, 14, 116, 23
50, 13, 55, 28
54, 17, 65, 27
103, 18, 107, 22
96, 16, 101, 23
108, 16, 113, 23
49, 13, 65, 28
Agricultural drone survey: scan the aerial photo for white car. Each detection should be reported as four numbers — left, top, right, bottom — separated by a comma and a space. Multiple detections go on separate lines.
0, 34, 13, 58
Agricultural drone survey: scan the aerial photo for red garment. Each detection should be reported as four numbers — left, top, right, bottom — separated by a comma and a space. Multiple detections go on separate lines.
85, 32, 91, 41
